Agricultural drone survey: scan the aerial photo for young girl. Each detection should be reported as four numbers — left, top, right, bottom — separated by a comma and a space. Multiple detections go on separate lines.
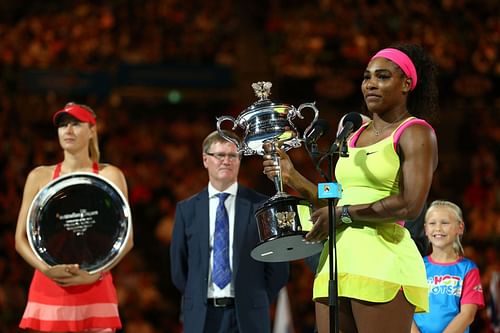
15, 102, 134, 332
412, 200, 485, 333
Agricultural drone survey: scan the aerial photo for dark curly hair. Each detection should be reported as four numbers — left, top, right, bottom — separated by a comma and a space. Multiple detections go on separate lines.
362, 43, 439, 121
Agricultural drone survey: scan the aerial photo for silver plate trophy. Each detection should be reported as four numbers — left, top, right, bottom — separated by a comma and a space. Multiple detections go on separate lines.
217, 81, 323, 262
26, 172, 132, 274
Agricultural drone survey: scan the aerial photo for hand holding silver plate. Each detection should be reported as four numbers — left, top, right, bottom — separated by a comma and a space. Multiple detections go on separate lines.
26, 172, 132, 274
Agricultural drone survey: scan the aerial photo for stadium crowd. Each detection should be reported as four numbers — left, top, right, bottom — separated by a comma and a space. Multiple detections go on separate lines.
0, 0, 498, 332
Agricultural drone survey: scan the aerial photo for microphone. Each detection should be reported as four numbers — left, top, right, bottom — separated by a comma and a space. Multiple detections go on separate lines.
330, 112, 363, 154
305, 119, 330, 159
305, 119, 330, 144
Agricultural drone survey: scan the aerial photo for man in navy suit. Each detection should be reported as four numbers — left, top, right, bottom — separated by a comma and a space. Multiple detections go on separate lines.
170, 130, 289, 333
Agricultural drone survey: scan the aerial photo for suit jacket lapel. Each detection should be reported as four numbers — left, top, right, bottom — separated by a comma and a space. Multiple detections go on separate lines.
196, 190, 210, 282
233, 187, 252, 276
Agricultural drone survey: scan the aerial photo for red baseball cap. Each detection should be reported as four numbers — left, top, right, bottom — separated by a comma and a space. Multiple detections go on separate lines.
53, 103, 96, 126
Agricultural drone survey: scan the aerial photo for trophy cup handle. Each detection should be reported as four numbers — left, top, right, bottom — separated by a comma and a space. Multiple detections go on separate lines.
296, 102, 320, 141
216, 116, 243, 150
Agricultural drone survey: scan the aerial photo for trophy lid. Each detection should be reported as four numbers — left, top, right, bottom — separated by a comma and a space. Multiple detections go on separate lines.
216, 81, 319, 156
239, 81, 293, 119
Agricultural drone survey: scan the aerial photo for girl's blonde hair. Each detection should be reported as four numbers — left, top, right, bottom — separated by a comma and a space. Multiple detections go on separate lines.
425, 200, 465, 255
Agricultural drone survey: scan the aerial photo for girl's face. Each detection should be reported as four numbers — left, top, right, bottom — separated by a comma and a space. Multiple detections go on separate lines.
57, 117, 94, 154
424, 207, 464, 250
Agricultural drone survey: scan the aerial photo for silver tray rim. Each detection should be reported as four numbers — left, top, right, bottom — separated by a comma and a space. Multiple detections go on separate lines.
26, 172, 132, 274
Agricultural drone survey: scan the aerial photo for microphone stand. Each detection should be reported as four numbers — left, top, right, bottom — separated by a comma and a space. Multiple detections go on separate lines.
326, 147, 340, 333
308, 138, 346, 333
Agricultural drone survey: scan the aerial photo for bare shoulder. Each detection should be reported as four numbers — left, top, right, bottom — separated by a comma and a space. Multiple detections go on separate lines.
398, 121, 438, 169
398, 121, 437, 146
98, 163, 128, 192
99, 163, 123, 176
26, 165, 57, 190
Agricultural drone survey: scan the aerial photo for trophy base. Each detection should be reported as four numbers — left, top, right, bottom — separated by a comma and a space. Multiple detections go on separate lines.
250, 232, 323, 262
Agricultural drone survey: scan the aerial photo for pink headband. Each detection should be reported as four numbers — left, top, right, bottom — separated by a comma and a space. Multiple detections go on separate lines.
371, 48, 418, 91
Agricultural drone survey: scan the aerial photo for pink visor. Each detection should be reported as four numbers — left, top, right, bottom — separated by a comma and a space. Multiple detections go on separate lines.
53, 103, 96, 125
371, 48, 418, 90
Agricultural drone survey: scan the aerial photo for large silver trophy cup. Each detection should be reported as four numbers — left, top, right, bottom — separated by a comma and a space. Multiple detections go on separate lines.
26, 172, 132, 274
217, 81, 323, 262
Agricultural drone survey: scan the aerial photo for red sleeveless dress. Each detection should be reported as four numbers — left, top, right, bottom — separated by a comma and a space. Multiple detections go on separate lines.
19, 162, 122, 332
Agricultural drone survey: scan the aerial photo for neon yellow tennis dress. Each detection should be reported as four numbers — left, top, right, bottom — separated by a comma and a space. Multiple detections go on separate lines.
313, 117, 431, 312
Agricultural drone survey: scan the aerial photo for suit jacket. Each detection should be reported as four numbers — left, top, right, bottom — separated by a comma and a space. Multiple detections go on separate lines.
170, 185, 289, 333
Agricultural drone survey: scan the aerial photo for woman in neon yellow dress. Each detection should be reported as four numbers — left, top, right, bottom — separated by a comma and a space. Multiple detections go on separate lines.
263, 43, 439, 333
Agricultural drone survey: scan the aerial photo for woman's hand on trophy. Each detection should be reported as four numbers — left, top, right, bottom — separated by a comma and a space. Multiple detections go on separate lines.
262, 147, 295, 185
305, 207, 329, 242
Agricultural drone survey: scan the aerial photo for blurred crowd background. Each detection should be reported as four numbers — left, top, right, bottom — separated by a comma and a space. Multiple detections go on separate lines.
0, 0, 498, 332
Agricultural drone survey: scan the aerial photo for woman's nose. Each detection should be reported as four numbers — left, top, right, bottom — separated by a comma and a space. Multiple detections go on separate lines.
364, 78, 377, 90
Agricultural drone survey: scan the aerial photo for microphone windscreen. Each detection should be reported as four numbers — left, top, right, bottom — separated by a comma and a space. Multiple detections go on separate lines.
342, 112, 363, 132
314, 118, 330, 135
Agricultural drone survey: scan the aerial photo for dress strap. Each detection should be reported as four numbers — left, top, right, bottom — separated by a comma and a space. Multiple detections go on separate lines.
393, 118, 434, 150
348, 122, 370, 148
52, 161, 99, 179
92, 161, 99, 174
53, 163, 62, 179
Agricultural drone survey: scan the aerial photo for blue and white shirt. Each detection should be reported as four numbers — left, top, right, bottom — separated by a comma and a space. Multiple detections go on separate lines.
414, 256, 485, 333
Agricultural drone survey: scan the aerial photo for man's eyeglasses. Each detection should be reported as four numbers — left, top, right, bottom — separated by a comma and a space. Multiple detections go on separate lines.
205, 152, 241, 161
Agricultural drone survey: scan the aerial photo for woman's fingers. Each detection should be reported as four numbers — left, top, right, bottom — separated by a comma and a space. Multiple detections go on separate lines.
305, 208, 329, 242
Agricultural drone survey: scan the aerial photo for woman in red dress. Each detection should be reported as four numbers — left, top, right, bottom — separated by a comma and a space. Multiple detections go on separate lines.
15, 102, 134, 332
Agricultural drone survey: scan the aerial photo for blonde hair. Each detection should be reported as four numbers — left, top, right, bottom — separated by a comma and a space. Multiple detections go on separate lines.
425, 200, 464, 256
78, 103, 100, 163
89, 131, 100, 163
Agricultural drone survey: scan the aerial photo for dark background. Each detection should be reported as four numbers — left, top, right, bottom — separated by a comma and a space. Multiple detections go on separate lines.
0, 1, 498, 332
